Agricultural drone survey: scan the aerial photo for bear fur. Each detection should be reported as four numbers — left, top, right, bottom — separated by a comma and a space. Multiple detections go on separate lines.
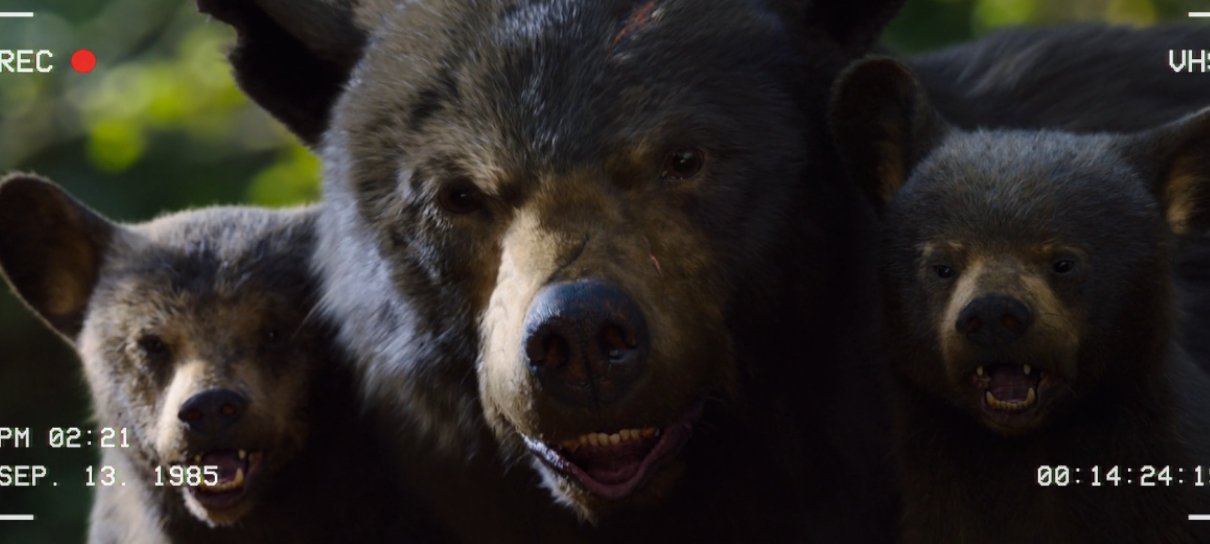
831, 58, 1210, 543
910, 24, 1210, 132
907, 21, 1210, 388
195, 1, 1210, 540
196, 0, 908, 541
0, 175, 421, 543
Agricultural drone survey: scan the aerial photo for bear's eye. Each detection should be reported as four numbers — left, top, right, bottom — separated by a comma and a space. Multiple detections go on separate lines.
1052, 259, 1077, 275
933, 265, 956, 279
437, 179, 484, 215
661, 147, 706, 180
137, 334, 170, 359
261, 327, 288, 350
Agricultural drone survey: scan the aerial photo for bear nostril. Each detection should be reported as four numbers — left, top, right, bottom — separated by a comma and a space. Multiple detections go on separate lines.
525, 327, 571, 371
959, 316, 983, 337
601, 324, 632, 363
541, 334, 570, 369
1001, 314, 1024, 335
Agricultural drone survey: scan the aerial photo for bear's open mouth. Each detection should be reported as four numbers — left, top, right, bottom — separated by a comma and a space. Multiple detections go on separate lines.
975, 363, 1043, 412
182, 449, 264, 510
970, 363, 1068, 419
523, 401, 704, 500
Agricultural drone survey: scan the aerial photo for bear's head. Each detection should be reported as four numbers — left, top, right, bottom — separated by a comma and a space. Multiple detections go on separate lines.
0, 176, 326, 526
198, 0, 905, 520
831, 58, 1210, 436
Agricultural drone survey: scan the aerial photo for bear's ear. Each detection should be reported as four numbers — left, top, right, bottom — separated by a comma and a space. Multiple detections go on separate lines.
1122, 107, 1210, 236
0, 175, 119, 341
793, 0, 905, 51
196, 0, 369, 146
829, 57, 949, 211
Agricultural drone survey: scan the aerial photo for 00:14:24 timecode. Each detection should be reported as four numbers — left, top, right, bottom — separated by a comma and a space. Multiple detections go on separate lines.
1037, 465, 1210, 487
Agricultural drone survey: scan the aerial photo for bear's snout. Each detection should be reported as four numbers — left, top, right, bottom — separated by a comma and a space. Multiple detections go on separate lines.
522, 279, 649, 408
955, 294, 1033, 347
178, 388, 249, 437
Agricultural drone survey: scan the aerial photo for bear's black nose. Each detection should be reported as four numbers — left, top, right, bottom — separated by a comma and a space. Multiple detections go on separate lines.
956, 294, 1033, 346
522, 279, 649, 408
178, 389, 249, 435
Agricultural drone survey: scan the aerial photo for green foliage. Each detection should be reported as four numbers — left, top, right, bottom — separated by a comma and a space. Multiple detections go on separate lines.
884, 0, 1198, 52
0, 1, 317, 211
246, 146, 324, 207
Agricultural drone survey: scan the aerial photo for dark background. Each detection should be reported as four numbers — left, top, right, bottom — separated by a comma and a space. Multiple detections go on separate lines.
0, 0, 1203, 541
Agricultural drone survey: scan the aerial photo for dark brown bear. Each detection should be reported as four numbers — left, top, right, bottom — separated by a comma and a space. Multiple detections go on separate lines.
196, 1, 909, 541
831, 58, 1210, 543
193, 1, 1210, 541
0, 175, 420, 543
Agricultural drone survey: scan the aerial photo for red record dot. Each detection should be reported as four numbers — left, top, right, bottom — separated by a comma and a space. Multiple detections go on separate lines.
70, 49, 96, 73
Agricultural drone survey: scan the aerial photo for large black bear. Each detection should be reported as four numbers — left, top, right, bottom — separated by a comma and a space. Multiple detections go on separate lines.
831, 58, 1210, 543
195, 0, 1210, 542
197, 0, 904, 541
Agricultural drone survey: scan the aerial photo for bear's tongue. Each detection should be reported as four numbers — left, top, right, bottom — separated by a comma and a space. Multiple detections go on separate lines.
201, 451, 245, 484
987, 365, 1038, 402
565, 438, 657, 484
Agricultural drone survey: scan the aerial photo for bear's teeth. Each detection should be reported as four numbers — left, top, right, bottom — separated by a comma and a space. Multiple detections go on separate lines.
199, 466, 246, 492
985, 388, 1039, 411
559, 427, 662, 450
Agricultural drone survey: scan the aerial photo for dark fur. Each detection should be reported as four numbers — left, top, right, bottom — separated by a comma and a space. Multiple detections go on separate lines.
197, 0, 364, 146
831, 59, 1210, 543
1177, 237, 1210, 373
0, 175, 422, 543
196, 1, 1210, 540
910, 23, 1210, 373
910, 24, 1210, 132
198, 0, 906, 541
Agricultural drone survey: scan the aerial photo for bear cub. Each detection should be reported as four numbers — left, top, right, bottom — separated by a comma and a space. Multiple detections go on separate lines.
0, 175, 419, 543
831, 59, 1210, 543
